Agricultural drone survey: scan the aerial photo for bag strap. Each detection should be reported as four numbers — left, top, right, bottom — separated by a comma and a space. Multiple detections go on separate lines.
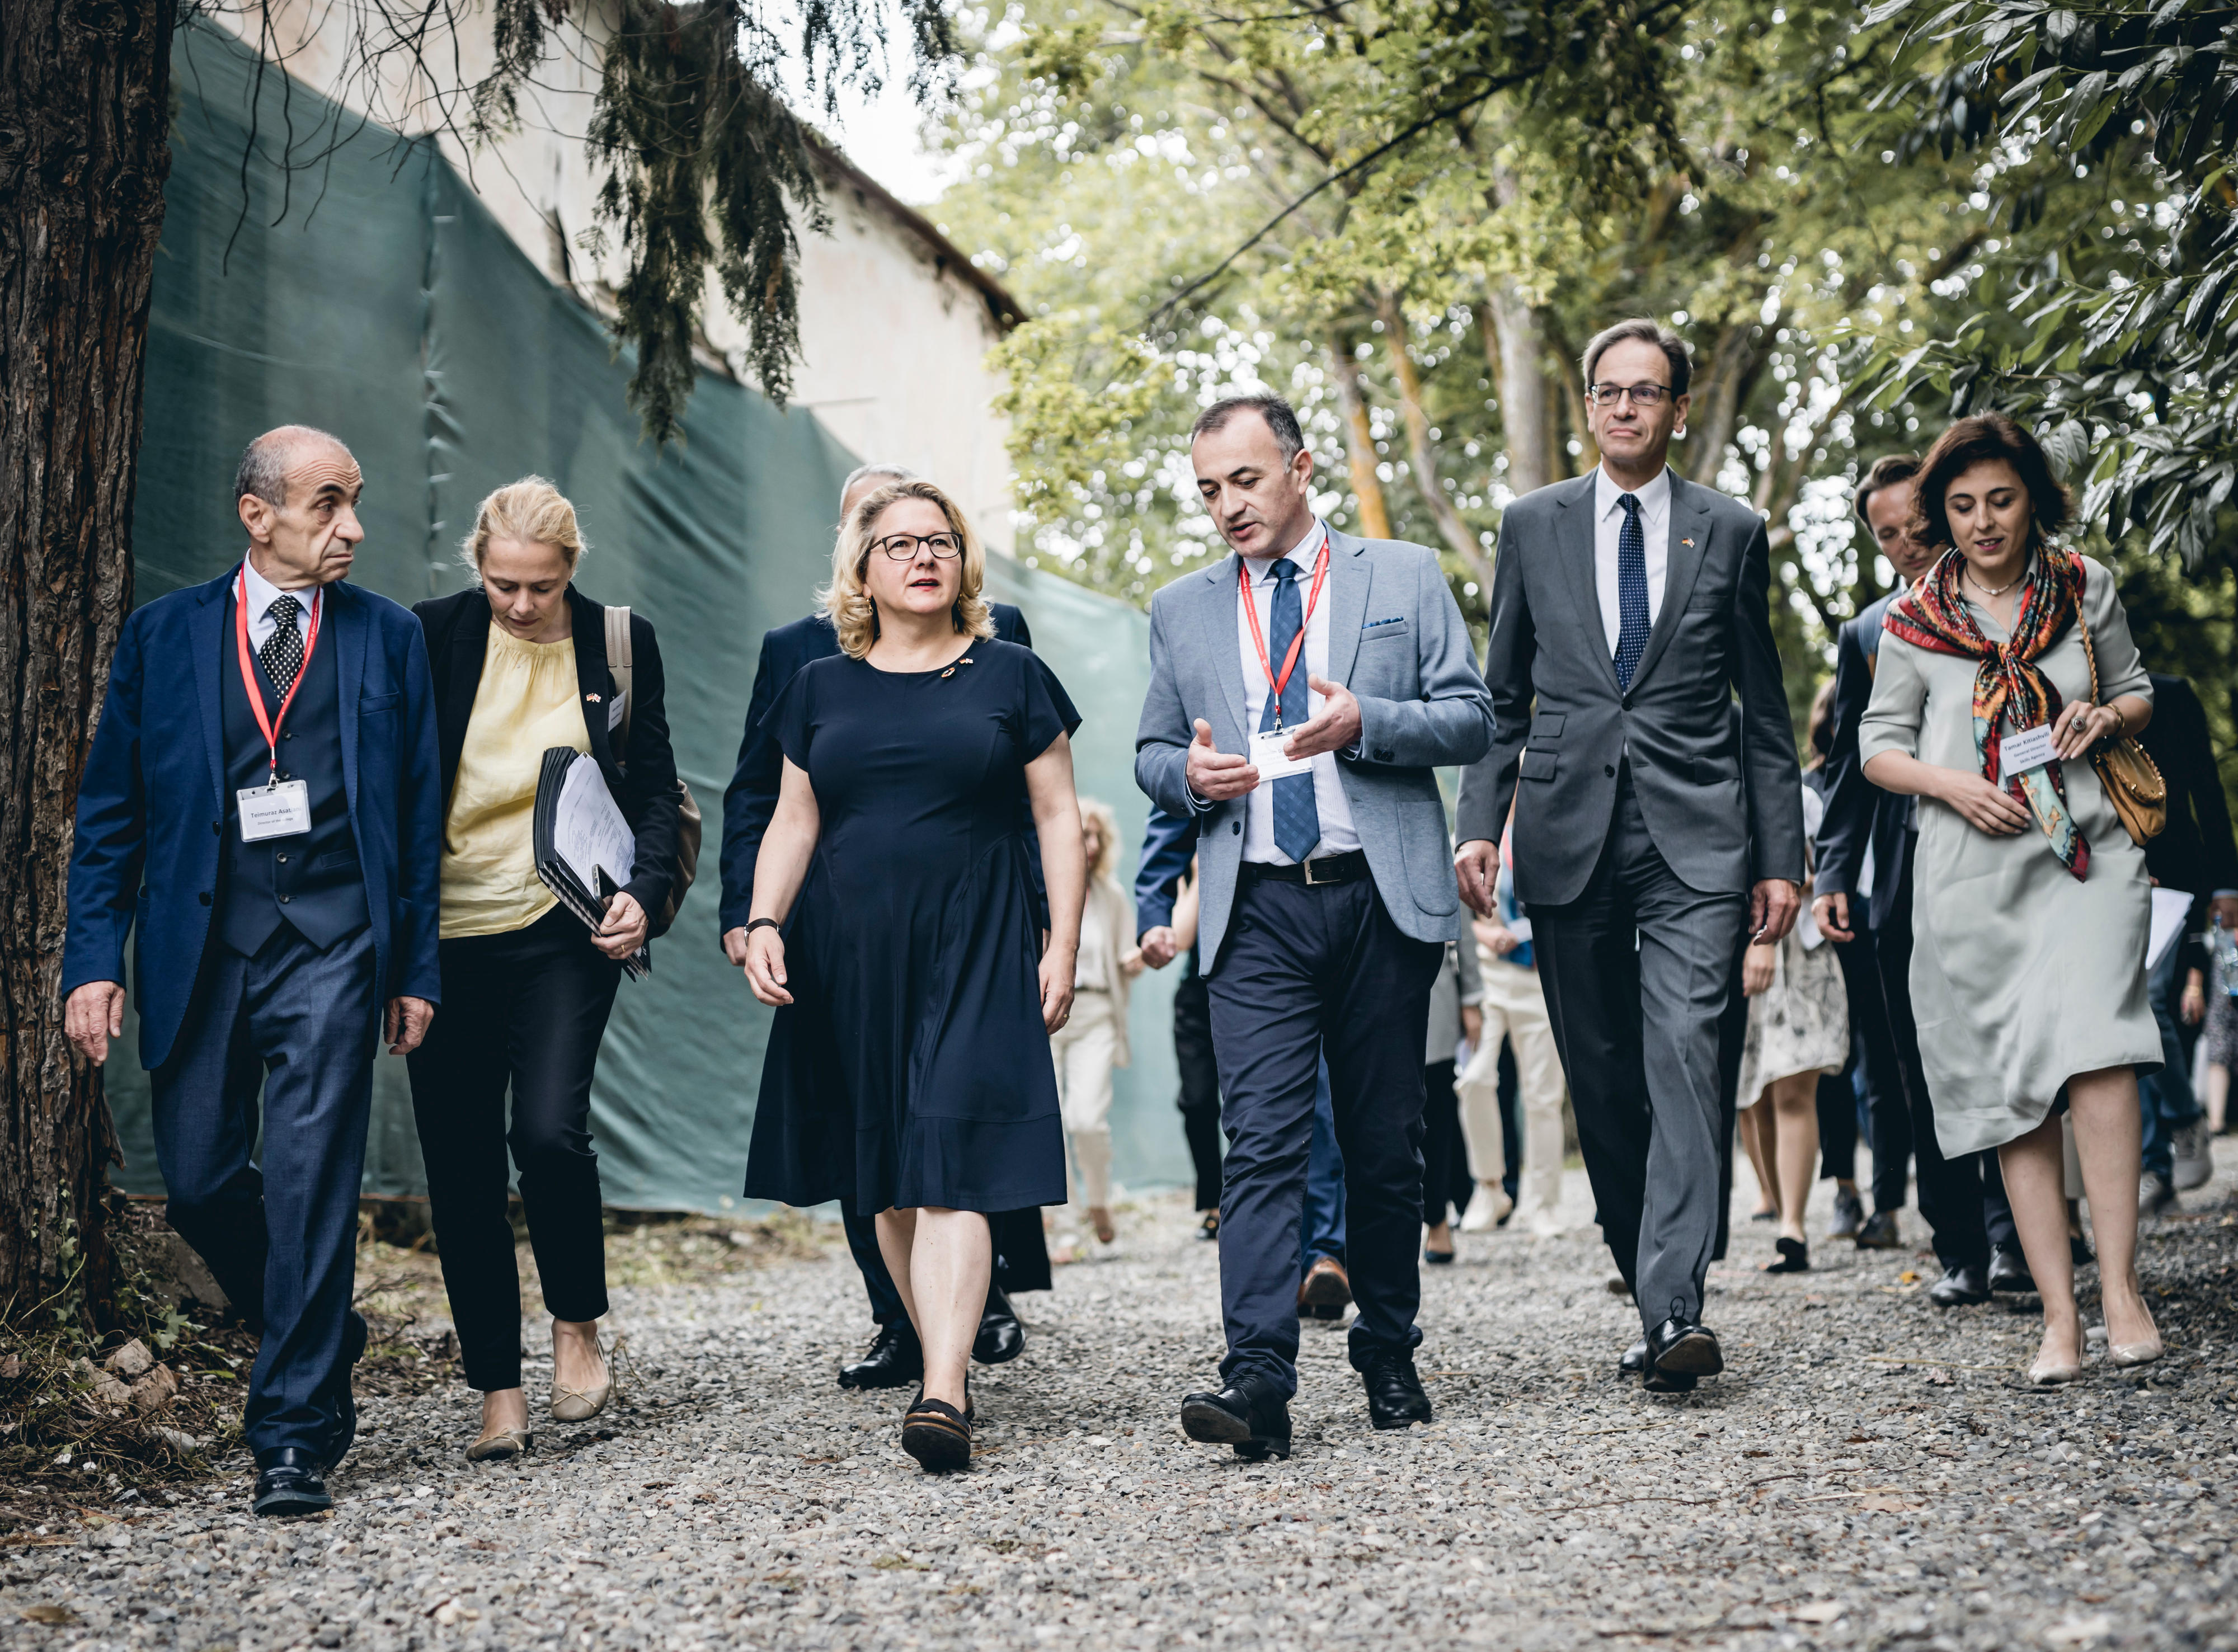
604, 604, 634, 755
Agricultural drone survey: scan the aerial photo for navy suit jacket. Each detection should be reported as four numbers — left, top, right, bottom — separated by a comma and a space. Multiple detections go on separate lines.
1814, 590, 1913, 933
63, 568, 445, 1069
719, 604, 1033, 934
1132, 807, 1198, 941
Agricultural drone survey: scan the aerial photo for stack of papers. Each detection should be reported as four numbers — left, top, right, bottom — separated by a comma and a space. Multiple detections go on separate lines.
534, 747, 648, 980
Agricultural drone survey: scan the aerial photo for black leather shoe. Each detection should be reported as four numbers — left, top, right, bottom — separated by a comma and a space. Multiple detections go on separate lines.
839, 1325, 923, 1390
1927, 1264, 1990, 1307
252, 1447, 332, 1517
1619, 1339, 1648, 1376
1854, 1211, 1903, 1250
2070, 1232, 2095, 1267
972, 1288, 1024, 1365
1642, 1367, 1699, 1394
1179, 1376, 1291, 1461
1647, 1308, 1723, 1377
1360, 1349, 1432, 1430
322, 1309, 369, 1474
1987, 1244, 2036, 1294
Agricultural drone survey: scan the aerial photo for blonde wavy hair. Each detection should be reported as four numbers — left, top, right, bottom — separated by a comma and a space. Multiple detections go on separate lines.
460, 477, 586, 578
1079, 797, 1121, 884
820, 479, 994, 660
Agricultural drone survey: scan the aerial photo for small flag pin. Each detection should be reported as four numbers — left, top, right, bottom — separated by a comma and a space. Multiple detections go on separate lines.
586, 692, 601, 702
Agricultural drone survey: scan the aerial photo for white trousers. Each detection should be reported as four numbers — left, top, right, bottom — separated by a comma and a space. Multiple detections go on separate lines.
1456, 960, 1569, 1230
1051, 989, 1120, 1211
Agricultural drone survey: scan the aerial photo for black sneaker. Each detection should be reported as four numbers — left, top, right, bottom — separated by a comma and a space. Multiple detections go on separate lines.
1827, 1185, 1865, 1240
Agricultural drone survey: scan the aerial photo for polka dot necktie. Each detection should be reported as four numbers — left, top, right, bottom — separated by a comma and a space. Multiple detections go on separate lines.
1613, 493, 1650, 691
260, 594, 305, 691
1259, 557, 1321, 864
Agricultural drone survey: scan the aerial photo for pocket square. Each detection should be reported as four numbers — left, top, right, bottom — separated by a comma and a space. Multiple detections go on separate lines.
1361, 616, 1407, 629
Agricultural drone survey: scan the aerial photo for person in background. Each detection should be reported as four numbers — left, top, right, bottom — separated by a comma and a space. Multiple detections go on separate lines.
1732, 775, 1850, 1273
64, 427, 442, 1516
1814, 453, 2014, 1306
742, 478, 1085, 1470
1797, 682, 1871, 1239
2132, 671, 2237, 1211
1136, 811, 1223, 1237
1456, 827, 1568, 1237
1420, 941, 1485, 1263
720, 462, 1043, 1391
1051, 799, 1142, 1257
2203, 930, 2238, 1136
408, 479, 681, 1461
1859, 413, 2162, 1384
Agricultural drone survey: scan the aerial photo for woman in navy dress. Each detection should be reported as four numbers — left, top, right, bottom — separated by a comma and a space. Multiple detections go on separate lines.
742, 478, 1085, 1470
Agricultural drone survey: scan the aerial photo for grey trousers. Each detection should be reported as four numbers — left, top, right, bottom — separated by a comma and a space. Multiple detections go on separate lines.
1528, 771, 1746, 1335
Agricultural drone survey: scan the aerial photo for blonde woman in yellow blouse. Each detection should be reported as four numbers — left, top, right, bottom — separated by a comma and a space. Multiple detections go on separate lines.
410, 479, 683, 1460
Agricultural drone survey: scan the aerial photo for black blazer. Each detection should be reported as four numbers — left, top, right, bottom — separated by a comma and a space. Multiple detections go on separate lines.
2139, 672, 2238, 971
415, 585, 684, 938
1814, 590, 1916, 934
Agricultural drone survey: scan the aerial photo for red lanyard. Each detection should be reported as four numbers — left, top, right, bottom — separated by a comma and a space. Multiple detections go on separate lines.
234, 567, 323, 778
1239, 536, 1331, 727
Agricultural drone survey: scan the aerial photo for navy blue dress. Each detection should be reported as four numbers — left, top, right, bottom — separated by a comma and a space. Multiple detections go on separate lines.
744, 638, 1079, 1213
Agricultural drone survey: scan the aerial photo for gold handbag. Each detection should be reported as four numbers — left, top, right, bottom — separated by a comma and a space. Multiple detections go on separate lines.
2074, 602, 2166, 848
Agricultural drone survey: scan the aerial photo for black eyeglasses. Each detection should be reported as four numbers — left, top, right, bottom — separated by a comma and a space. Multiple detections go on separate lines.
1588, 383, 1674, 407
873, 532, 963, 561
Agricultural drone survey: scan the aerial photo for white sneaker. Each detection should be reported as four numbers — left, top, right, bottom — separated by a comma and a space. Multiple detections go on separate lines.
2173, 1119, 2213, 1192
1459, 1183, 1513, 1232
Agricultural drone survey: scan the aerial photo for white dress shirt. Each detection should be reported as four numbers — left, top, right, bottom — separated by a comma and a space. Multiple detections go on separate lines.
238, 556, 322, 652
1234, 519, 1361, 864
1592, 464, 1672, 658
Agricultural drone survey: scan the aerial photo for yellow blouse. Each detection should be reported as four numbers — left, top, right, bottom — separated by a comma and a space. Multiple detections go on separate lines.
439, 625, 590, 939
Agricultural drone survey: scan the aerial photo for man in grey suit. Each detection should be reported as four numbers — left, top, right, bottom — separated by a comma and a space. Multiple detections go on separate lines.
1137, 394, 1491, 1459
1454, 319, 1804, 1392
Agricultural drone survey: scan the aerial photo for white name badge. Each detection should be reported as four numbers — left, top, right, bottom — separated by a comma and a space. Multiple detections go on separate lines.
237, 780, 312, 843
1249, 728, 1316, 781
2001, 722, 2058, 775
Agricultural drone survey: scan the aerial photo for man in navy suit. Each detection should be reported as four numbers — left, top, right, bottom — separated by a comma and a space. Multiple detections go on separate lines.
720, 463, 1043, 1390
64, 427, 443, 1517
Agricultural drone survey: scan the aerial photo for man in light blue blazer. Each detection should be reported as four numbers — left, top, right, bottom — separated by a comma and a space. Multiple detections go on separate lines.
64, 427, 443, 1518
1136, 394, 1491, 1460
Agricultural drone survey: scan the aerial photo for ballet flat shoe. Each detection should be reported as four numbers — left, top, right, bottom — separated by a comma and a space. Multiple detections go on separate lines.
2028, 1358, 2084, 1385
550, 1329, 612, 1423
466, 1425, 531, 1462
2108, 1339, 2163, 1368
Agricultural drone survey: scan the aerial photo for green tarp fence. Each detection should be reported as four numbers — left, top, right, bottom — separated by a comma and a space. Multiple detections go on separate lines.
108, 22, 1192, 1211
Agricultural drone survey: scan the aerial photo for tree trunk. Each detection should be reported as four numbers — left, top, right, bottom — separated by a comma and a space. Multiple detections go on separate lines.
1685, 322, 1771, 488
0, 0, 174, 1314
1477, 289, 1553, 498
1324, 332, 1393, 540
1376, 292, 1493, 590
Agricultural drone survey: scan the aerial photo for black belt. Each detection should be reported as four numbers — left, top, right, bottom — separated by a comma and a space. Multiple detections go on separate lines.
1240, 849, 1370, 887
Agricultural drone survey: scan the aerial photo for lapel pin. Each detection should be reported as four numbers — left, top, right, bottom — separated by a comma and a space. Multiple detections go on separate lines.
1682, 538, 1695, 548
586, 692, 601, 703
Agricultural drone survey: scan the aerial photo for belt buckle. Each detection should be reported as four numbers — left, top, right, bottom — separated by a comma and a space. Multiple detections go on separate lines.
1301, 855, 1331, 887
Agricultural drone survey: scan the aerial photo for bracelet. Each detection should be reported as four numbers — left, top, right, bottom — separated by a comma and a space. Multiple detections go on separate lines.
745, 917, 782, 936
2109, 703, 2127, 739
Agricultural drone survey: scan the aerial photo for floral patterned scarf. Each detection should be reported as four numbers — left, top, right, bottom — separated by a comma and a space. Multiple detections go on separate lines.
1882, 547, 2090, 879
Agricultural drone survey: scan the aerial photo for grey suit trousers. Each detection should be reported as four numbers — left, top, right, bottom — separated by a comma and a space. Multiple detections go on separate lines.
1530, 769, 1745, 1335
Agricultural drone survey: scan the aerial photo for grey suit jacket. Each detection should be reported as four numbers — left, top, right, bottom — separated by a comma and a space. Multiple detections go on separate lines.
1134, 528, 1493, 973
1455, 471, 1804, 906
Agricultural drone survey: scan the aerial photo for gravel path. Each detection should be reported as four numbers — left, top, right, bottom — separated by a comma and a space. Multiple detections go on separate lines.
12, 1155, 2238, 1651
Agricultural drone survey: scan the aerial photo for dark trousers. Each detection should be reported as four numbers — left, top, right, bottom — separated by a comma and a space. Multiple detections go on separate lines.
406, 907, 620, 1392
1874, 845, 1999, 1269
2141, 939, 2203, 1182
841, 1206, 1051, 1330
1827, 918, 1907, 1191
1421, 1060, 1465, 1226
1174, 972, 1225, 1211
1301, 1060, 1346, 1266
1533, 774, 1746, 1333
153, 921, 377, 1459
1713, 936, 1749, 1263
1816, 1063, 1858, 1183
1207, 875, 1442, 1399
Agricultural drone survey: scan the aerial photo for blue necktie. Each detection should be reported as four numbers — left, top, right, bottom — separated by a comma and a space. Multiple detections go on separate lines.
1259, 557, 1321, 863
1614, 493, 1649, 691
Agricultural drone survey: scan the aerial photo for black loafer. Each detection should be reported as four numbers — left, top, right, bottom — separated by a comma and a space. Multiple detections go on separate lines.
1619, 1338, 1648, 1376
1647, 1309, 1723, 1378
252, 1447, 332, 1517
1360, 1349, 1432, 1430
1927, 1263, 1990, 1307
900, 1396, 972, 1473
1854, 1211, 1903, 1250
1987, 1243, 2036, 1295
1642, 1367, 1699, 1395
972, 1288, 1025, 1365
1179, 1376, 1291, 1461
839, 1325, 923, 1390
323, 1309, 368, 1473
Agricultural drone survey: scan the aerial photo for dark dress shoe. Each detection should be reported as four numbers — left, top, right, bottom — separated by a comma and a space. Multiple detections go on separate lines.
1854, 1211, 1903, 1250
900, 1395, 972, 1472
1197, 1211, 1220, 1241
1987, 1244, 2037, 1294
323, 1309, 368, 1472
1619, 1339, 1648, 1376
1927, 1264, 1990, 1306
1647, 1310, 1723, 1377
839, 1325, 923, 1390
1179, 1376, 1291, 1461
1763, 1236, 1809, 1274
972, 1288, 1025, 1365
252, 1447, 332, 1517
1299, 1255, 1352, 1321
1642, 1367, 1699, 1394
1360, 1349, 1432, 1429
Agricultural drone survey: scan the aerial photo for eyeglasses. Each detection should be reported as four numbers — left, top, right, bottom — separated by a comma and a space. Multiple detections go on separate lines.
1588, 383, 1674, 407
873, 532, 963, 561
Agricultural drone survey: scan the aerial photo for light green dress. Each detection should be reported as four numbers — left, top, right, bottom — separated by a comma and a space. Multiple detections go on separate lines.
1858, 554, 2160, 1156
